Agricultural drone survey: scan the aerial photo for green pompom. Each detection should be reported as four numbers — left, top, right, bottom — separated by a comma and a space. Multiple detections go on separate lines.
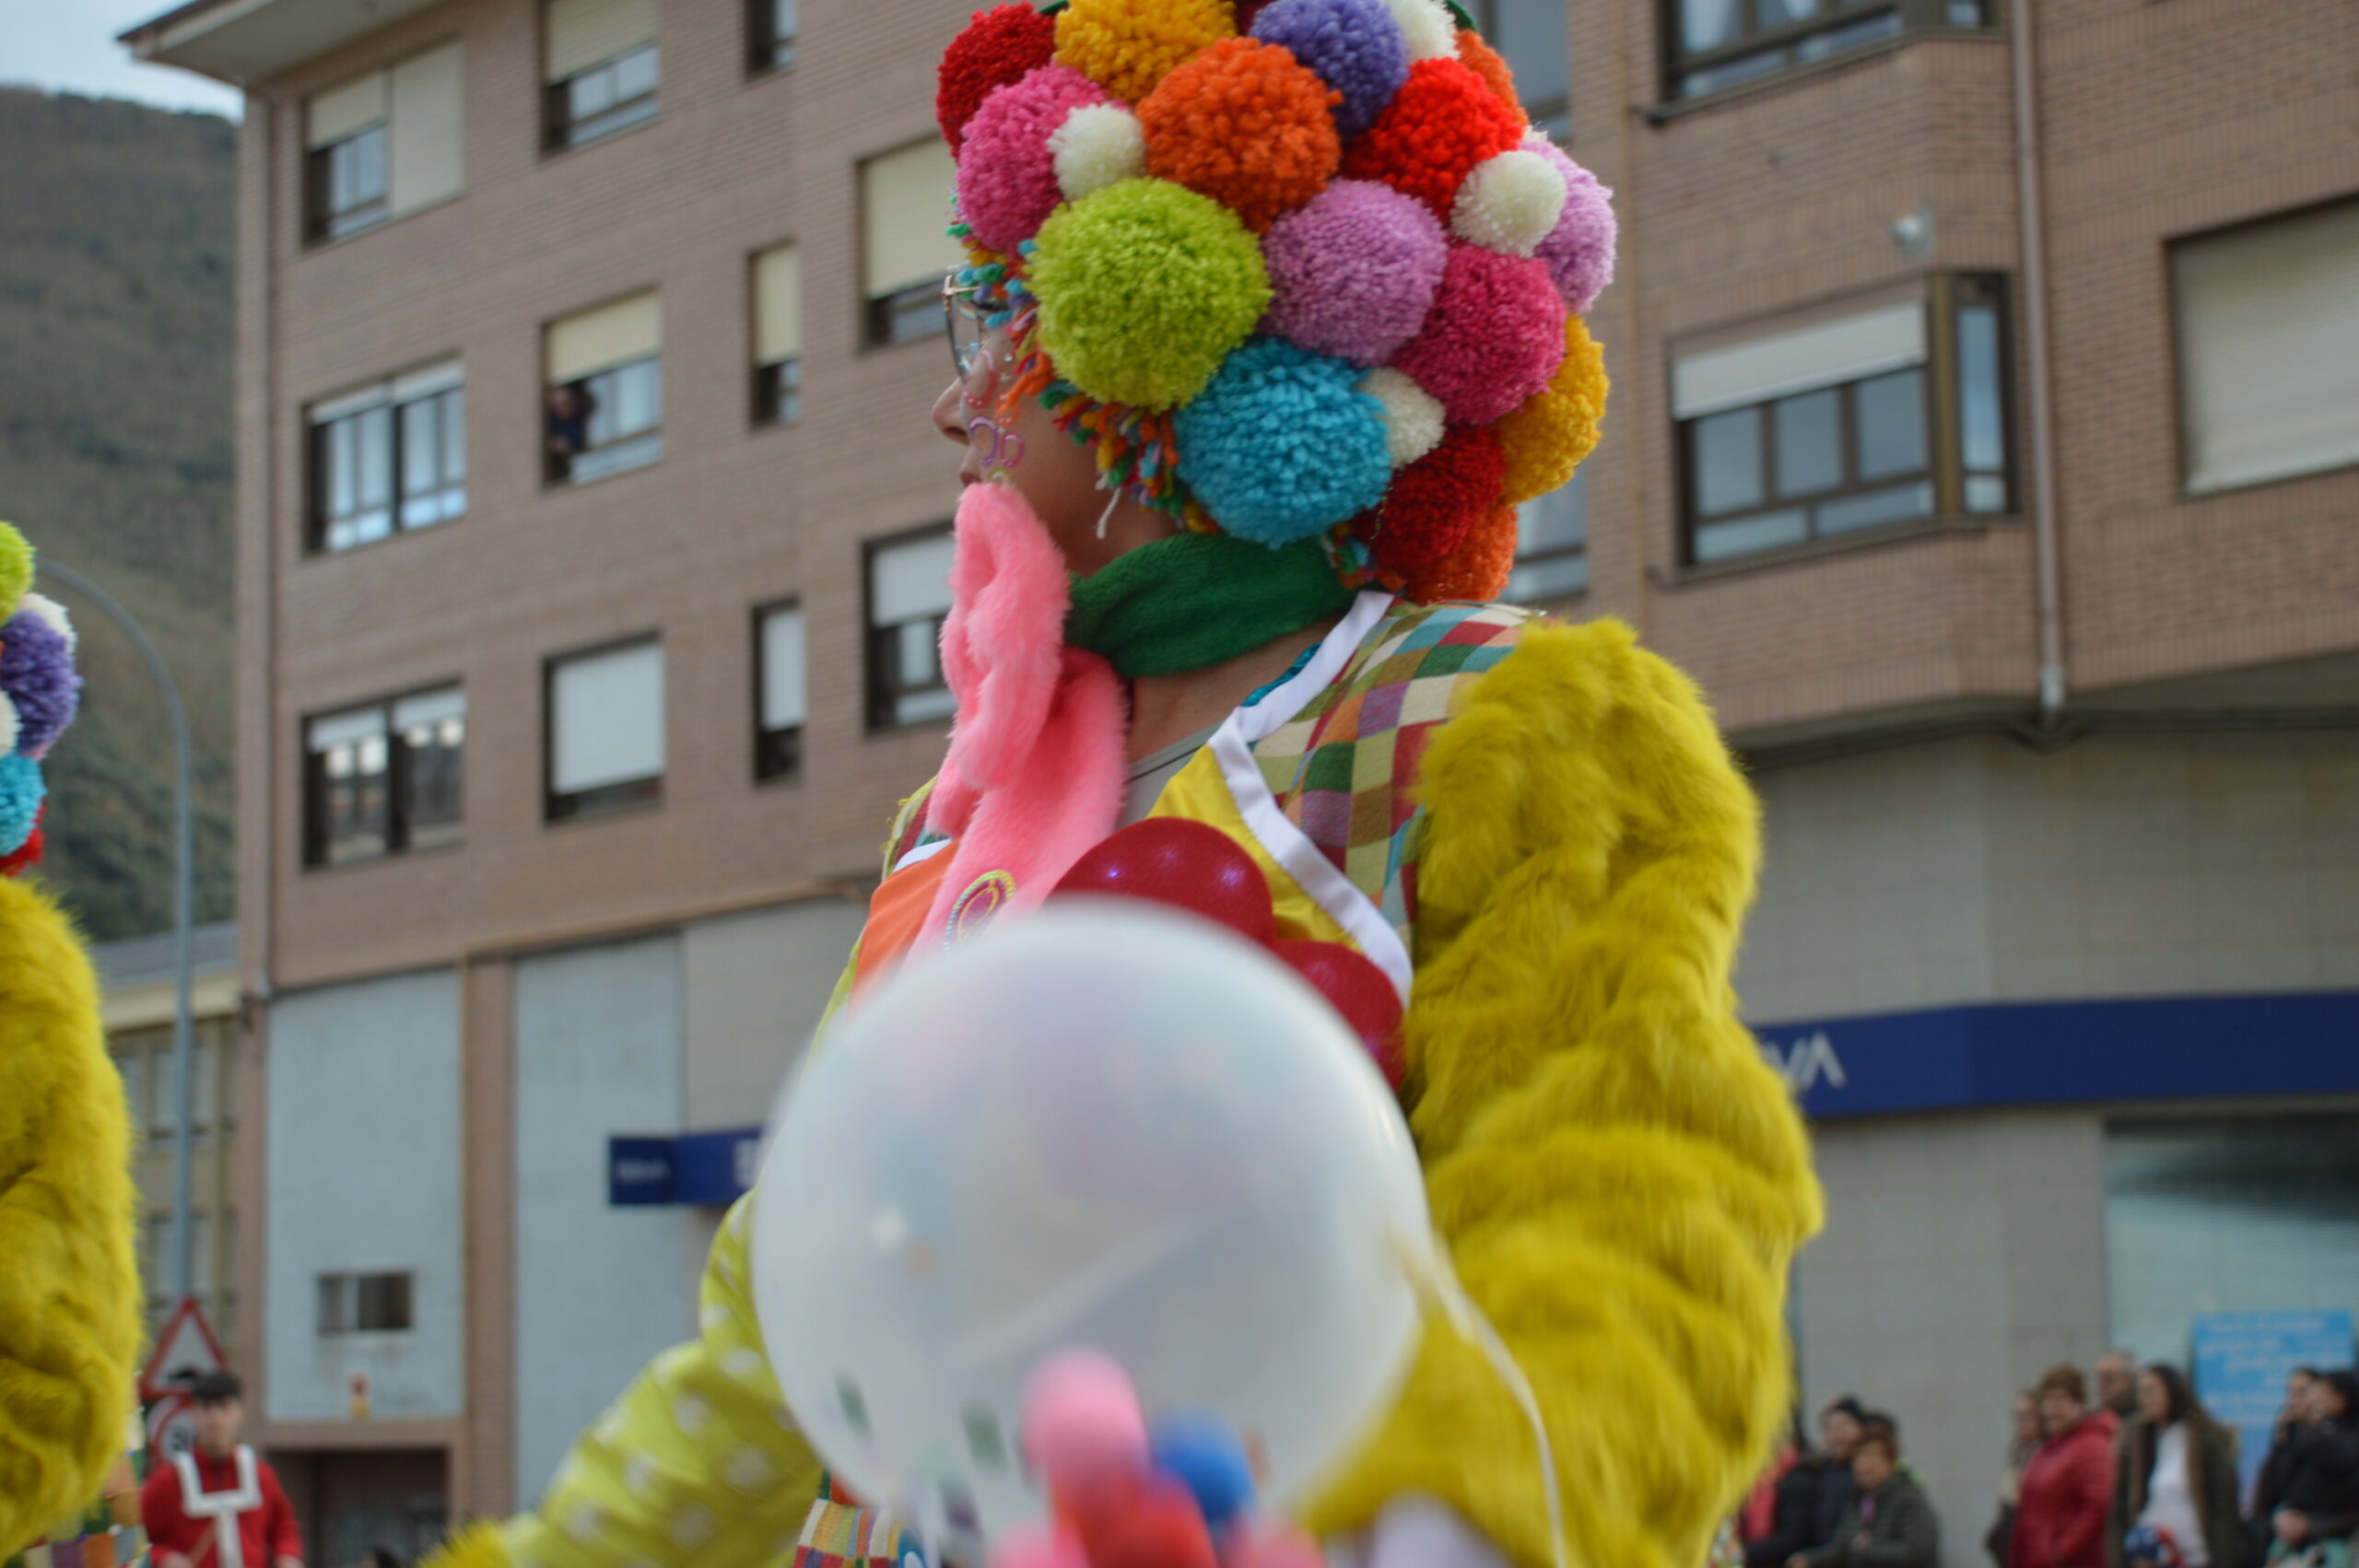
1028, 178, 1272, 413
0, 523, 30, 616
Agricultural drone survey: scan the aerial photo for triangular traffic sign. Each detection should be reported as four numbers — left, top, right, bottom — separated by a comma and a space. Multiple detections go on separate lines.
140, 1296, 227, 1399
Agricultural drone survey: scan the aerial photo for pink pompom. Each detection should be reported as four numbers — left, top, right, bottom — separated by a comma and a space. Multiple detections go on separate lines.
959, 65, 1113, 254
1227, 1522, 1328, 1568
1261, 178, 1449, 367
1390, 244, 1567, 424
1023, 1350, 1149, 1490
988, 1523, 1091, 1568
1523, 135, 1616, 314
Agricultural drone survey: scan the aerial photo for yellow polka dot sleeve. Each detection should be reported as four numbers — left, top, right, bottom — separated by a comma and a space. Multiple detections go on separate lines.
493, 1199, 825, 1568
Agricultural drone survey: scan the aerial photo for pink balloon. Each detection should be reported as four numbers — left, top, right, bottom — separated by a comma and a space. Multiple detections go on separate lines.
1023, 1350, 1150, 1491
987, 1522, 1091, 1568
1272, 940, 1405, 1089
1053, 819, 1278, 946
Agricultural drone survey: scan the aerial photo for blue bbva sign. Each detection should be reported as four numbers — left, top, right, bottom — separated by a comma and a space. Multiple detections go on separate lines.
608, 1127, 764, 1207
1754, 989, 2359, 1119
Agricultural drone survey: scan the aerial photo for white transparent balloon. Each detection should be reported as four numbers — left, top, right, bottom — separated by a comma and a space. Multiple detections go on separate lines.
750, 902, 1433, 1557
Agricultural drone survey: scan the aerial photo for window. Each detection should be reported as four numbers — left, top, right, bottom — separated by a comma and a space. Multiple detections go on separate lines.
309, 361, 466, 552
546, 291, 663, 483
752, 243, 804, 425
756, 602, 807, 780
1666, 0, 1989, 100
546, 0, 659, 148
751, 0, 798, 71
547, 638, 664, 820
1507, 470, 1589, 601
1675, 276, 2013, 566
862, 141, 963, 346
866, 530, 956, 728
2171, 199, 2359, 495
1468, 0, 1571, 142
318, 1270, 415, 1335
304, 687, 467, 866
304, 43, 464, 242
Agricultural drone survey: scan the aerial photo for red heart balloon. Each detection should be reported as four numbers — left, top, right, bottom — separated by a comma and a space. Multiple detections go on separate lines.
1051, 819, 1277, 946
1074, 1476, 1219, 1568
1273, 940, 1405, 1089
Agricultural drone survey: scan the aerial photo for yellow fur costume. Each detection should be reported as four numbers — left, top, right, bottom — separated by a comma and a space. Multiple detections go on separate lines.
433, 612, 1821, 1568
0, 876, 143, 1554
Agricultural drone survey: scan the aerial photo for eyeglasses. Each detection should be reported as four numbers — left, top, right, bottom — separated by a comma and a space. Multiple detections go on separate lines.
945, 276, 990, 381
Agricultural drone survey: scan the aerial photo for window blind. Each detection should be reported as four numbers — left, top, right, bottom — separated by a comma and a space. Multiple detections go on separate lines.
388, 41, 464, 214
546, 0, 658, 82
546, 290, 662, 385
307, 70, 388, 149
551, 641, 665, 794
760, 606, 808, 730
870, 533, 956, 625
1673, 298, 1927, 418
753, 243, 804, 367
861, 141, 961, 298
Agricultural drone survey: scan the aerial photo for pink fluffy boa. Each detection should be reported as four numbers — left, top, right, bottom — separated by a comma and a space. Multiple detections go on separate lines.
919, 482, 1127, 945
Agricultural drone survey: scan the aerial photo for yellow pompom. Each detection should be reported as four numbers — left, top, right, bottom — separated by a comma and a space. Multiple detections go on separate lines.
1496, 315, 1607, 506
1055, 0, 1238, 107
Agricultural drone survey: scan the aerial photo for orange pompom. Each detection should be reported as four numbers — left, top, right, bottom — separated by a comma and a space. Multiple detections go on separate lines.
1340, 57, 1525, 221
1454, 29, 1524, 122
1402, 502, 1520, 603
1141, 38, 1343, 231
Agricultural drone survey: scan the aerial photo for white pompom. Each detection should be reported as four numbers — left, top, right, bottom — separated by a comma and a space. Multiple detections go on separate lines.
1450, 149, 1568, 258
1050, 103, 1147, 204
15, 590, 76, 655
1362, 368, 1446, 467
1380, 0, 1461, 62
0, 692, 18, 759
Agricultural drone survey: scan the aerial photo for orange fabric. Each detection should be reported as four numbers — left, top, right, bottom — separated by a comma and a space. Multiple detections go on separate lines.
852, 851, 956, 995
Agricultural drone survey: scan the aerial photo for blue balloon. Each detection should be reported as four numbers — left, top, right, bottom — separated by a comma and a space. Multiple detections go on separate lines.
1149, 1410, 1257, 1529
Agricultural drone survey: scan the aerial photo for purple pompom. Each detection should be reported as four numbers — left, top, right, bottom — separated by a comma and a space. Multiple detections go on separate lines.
1250, 0, 1408, 140
1, 608, 78, 757
1261, 179, 1448, 366
1525, 135, 1616, 313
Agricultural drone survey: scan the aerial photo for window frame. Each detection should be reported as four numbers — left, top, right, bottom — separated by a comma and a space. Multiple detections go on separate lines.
1661, 0, 1992, 103
753, 356, 803, 427
546, 353, 663, 485
1507, 470, 1590, 603
863, 525, 957, 731
544, 634, 667, 823
309, 375, 467, 554
317, 1270, 417, 1336
748, 0, 797, 73
306, 121, 391, 242
864, 279, 947, 350
301, 685, 468, 869
546, 40, 660, 150
1675, 273, 2016, 569
753, 599, 807, 782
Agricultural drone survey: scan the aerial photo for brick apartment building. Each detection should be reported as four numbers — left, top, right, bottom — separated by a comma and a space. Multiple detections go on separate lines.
124, 0, 2357, 1557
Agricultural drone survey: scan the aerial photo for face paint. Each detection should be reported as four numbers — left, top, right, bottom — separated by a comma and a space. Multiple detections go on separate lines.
968, 415, 1026, 481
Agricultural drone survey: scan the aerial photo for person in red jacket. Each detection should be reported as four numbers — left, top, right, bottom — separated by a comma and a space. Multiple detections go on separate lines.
2014, 1363, 2120, 1568
140, 1373, 305, 1568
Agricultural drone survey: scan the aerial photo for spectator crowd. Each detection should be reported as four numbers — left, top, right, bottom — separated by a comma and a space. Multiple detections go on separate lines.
1732, 1358, 2359, 1568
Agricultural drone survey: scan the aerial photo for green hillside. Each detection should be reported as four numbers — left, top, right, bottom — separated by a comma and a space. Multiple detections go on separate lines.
0, 88, 236, 940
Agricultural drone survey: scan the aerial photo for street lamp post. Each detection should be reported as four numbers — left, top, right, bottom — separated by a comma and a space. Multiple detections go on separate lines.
36, 559, 200, 1305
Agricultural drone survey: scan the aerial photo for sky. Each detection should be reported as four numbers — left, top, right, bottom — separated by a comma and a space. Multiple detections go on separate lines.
0, 0, 244, 118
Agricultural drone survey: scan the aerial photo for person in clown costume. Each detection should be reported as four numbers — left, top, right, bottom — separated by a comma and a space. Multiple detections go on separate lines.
0, 518, 147, 1564
432, 2, 1821, 1566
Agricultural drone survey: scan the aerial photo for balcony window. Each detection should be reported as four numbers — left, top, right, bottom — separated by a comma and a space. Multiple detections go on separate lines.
546, 291, 663, 483
752, 243, 804, 425
319, 1270, 415, 1335
303, 43, 464, 242
2171, 198, 2359, 495
547, 638, 664, 820
1676, 275, 2013, 567
1507, 470, 1590, 602
304, 687, 466, 866
309, 361, 466, 552
1666, 0, 1989, 100
756, 602, 807, 780
751, 0, 798, 71
866, 530, 956, 728
861, 141, 962, 347
546, 0, 659, 148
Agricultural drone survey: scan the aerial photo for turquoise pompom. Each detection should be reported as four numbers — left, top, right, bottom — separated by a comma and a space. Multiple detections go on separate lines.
0, 753, 44, 855
1173, 337, 1392, 545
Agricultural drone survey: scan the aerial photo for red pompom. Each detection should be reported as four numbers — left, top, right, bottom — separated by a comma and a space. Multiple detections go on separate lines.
0, 804, 44, 879
1359, 425, 1506, 569
937, 3, 1061, 154
1074, 1477, 1220, 1568
1402, 501, 1520, 603
1273, 939, 1405, 1087
1052, 818, 1278, 946
1339, 57, 1524, 221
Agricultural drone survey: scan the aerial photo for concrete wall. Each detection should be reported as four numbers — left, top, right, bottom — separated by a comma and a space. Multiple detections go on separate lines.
681, 894, 867, 1130
511, 934, 698, 1502
264, 968, 465, 1423
1743, 730, 2359, 1023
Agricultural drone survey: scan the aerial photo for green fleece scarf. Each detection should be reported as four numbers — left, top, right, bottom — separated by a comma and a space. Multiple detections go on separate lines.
1063, 532, 1358, 679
